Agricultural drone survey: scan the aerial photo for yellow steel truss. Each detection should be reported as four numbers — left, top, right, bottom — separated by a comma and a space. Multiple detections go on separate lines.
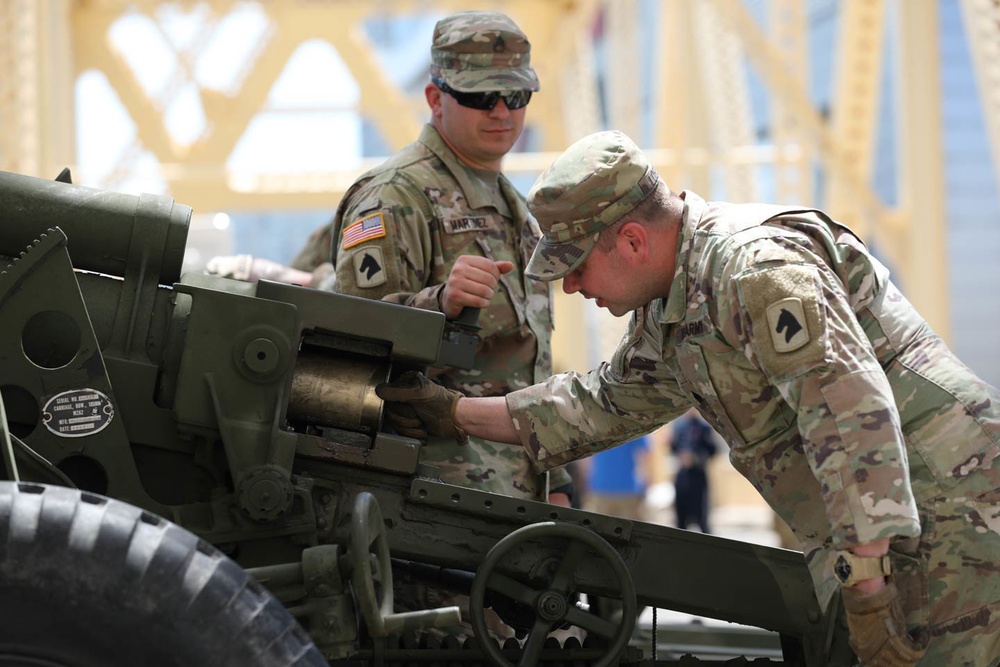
0, 0, 971, 339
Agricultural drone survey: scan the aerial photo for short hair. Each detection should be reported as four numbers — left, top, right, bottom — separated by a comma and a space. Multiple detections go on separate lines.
595, 179, 672, 252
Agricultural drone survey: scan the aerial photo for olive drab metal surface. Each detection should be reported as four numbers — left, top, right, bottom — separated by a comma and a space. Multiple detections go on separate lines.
0, 169, 855, 666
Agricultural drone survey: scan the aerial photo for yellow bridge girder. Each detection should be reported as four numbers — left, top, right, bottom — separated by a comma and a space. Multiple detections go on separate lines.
0, 0, 968, 339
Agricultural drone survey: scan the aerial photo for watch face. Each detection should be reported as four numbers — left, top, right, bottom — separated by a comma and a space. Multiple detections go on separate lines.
834, 555, 852, 583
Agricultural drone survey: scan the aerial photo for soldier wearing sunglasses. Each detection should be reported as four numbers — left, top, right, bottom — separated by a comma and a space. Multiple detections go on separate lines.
292, 11, 573, 513
307, 9, 575, 640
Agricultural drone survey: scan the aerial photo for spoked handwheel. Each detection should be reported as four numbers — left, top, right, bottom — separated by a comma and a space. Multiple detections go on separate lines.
349, 491, 463, 638
350, 490, 394, 637
469, 521, 636, 667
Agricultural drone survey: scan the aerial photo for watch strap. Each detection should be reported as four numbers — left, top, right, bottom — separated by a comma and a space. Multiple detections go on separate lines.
834, 552, 891, 587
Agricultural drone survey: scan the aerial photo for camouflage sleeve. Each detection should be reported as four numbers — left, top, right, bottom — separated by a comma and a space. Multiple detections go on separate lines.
289, 221, 334, 272
722, 237, 919, 549
506, 308, 689, 473
547, 465, 573, 490
332, 181, 441, 310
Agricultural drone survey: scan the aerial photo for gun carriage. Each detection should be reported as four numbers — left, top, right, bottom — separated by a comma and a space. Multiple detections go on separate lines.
0, 170, 855, 666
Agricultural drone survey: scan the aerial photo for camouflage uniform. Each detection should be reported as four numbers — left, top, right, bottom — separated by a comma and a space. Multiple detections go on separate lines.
507, 130, 1000, 665
292, 11, 571, 501
289, 224, 333, 276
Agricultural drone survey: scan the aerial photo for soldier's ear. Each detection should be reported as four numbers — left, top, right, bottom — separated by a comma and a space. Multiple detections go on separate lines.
618, 221, 649, 261
426, 82, 443, 115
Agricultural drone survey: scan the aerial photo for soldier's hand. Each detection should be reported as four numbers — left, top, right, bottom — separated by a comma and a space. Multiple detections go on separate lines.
206, 254, 255, 281
841, 581, 927, 666
440, 256, 514, 319
375, 371, 467, 444
205, 255, 316, 286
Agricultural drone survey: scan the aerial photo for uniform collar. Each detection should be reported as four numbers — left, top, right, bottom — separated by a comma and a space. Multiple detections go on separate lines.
659, 190, 707, 325
419, 124, 507, 210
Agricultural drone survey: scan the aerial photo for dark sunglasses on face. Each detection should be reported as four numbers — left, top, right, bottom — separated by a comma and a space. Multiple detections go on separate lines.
432, 77, 532, 111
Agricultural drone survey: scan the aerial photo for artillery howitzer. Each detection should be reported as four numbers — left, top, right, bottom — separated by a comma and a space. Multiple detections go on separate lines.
0, 170, 855, 666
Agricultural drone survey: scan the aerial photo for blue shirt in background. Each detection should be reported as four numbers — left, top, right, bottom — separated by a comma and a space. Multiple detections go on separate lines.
587, 435, 649, 495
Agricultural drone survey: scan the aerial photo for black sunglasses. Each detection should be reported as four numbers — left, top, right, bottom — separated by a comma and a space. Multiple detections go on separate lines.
432, 77, 532, 111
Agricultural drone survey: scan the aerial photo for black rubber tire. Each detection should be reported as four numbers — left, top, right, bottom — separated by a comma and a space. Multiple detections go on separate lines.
0, 481, 328, 667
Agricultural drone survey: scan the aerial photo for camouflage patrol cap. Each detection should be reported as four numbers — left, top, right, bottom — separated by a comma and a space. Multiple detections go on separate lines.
430, 11, 540, 93
525, 130, 660, 281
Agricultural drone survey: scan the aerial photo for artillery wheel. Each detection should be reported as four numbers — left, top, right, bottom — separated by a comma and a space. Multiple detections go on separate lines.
0, 481, 325, 666
350, 491, 394, 637
469, 521, 636, 667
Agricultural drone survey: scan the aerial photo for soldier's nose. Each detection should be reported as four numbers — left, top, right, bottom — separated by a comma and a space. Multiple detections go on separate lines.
562, 272, 580, 295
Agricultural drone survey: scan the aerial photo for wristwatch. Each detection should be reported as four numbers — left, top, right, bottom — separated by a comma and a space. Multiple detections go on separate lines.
833, 551, 892, 587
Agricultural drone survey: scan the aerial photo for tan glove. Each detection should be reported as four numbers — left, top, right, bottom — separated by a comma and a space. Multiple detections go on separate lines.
841, 582, 927, 667
375, 371, 467, 444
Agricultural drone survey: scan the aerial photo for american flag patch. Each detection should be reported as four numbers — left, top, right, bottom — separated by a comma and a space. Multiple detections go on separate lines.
342, 212, 386, 249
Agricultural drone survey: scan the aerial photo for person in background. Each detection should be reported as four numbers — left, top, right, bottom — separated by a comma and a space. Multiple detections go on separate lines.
669, 408, 717, 533
580, 433, 650, 521
374, 129, 1000, 666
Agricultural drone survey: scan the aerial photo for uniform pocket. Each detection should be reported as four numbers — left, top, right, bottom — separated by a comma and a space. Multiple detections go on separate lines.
677, 332, 793, 448
474, 238, 523, 338
885, 341, 1000, 499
